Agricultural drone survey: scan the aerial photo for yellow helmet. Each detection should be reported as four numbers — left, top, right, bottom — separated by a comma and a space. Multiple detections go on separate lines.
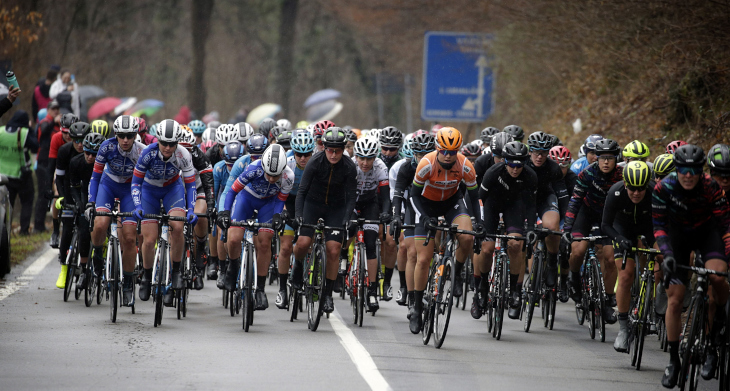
624, 161, 650, 188
622, 140, 650, 159
90, 119, 111, 139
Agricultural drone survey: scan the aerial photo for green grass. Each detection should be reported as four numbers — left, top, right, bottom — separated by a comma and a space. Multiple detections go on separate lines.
10, 230, 51, 266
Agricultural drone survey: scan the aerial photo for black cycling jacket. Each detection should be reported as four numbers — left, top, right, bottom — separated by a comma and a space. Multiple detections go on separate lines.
601, 180, 654, 243
479, 162, 538, 228
68, 153, 94, 208
295, 151, 358, 226
55, 142, 81, 201
190, 145, 215, 206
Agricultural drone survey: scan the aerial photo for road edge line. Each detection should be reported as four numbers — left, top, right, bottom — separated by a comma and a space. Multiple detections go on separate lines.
0, 248, 56, 301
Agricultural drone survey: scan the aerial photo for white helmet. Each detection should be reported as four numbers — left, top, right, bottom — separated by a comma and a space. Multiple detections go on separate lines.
216, 124, 238, 145
157, 119, 181, 143
135, 134, 142, 143
235, 122, 255, 143
276, 119, 292, 131
113, 115, 140, 134
471, 139, 483, 148
261, 144, 287, 176
354, 136, 380, 158
370, 128, 382, 139
202, 128, 213, 144
178, 129, 197, 150
305, 124, 315, 136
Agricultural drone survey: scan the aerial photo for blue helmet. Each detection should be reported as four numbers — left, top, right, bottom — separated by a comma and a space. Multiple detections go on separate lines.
291, 130, 315, 153
247, 134, 268, 155
224, 141, 244, 164
188, 120, 206, 136
399, 138, 413, 159
583, 134, 603, 152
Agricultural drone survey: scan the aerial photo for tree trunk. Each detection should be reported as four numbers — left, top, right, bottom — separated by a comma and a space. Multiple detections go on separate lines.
276, 0, 299, 117
189, 0, 215, 119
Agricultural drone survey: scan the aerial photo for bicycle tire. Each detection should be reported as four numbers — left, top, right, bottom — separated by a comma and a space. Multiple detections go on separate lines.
422, 261, 436, 345
243, 247, 254, 332
491, 255, 502, 339
229, 289, 236, 317
350, 244, 360, 325
592, 257, 606, 342
289, 288, 300, 322
576, 303, 586, 325
635, 275, 653, 371
719, 336, 730, 391
434, 255, 455, 349
84, 268, 94, 307
222, 286, 229, 308
586, 261, 596, 340
307, 244, 326, 332
686, 299, 706, 391
523, 250, 542, 333
63, 244, 77, 302
548, 290, 557, 330
110, 244, 119, 323
497, 254, 509, 341
153, 249, 166, 327
357, 246, 366, 327
73, 246, 82, 300
460, 257, 472, 310
96, 274, 103, 305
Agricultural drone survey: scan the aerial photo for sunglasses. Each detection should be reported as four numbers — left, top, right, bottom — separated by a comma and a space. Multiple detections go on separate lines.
530, 150, 549, 157
382, 146, 399, 152
677, 166, 702, 175
711, 170, 730, 179
506, 161, 524, 168
439, 150, 458, 156
72, 138, 84, 144
626, 185, 647, 192
84, 151, 98, 156
295, 152, 312, 158
159, 140, 178, 148
598, 155, 617, 161
325, 148, 343, 155
116, 133, 136, 140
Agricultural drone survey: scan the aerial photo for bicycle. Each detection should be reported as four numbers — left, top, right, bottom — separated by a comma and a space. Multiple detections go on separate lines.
142, 212, 188, 327
60, 204, 81, 302
345, 217, 383, 327
482, 227, 526, 341
91, 201, 136, 323
521, 227, 562, 333
178, 213, 207, 320
670, 256, 729, 391
421, 219, 484, 349
292, 218, 342, 332
622, 245, 661, 370
569, 231, 609, 342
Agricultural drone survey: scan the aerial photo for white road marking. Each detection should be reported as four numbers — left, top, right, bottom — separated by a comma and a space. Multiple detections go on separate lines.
0, 248, 55, 301
329, 311, 392, 391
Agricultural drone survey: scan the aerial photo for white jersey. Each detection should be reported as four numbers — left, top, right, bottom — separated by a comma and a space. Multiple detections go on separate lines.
352, 156, 389, 202
389, 158, 408, 214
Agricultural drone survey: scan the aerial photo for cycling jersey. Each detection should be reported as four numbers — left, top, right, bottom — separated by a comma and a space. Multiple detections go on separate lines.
473, 152, 497, 187
88, 138, 146, 203
68, 153, 94, 209
391, 157, 418, 237
219, 154, 258, 208
570, 156, 589, 174
564, 162, 623, 232
479, 162, 538, 235
389, 159, 407, 207
286, 155, 305, 196
213, 160, 231, 209
378, 153, 402, 171
189, 145, 215, 205
652, 172, 730, 259
131, 143, 197, 214
48, 131, 66, 160
54, 142, 81, 201
353, 156, 389, 204
601, 180, 655, 257
412, 151, 478, 202
140, 133, 157, 145
205, 143, 223, 169
295, 150, 357, 222
526, 158, 568, 215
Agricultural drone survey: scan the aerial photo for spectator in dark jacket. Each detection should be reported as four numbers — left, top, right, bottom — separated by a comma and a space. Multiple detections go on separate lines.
33, 100, 61, 233
0, 85, 21, 119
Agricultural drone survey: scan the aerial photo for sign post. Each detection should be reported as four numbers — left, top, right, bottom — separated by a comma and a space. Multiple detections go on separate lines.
421, 32, 494, 123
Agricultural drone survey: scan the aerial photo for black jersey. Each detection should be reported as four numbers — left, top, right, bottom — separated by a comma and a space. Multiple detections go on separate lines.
601, 180, 654, 242
479, 162, 538, 227
474, 153, 497, 187
295, 151, 357, 226
55, 141, 81, 200
68, 153, 94, 207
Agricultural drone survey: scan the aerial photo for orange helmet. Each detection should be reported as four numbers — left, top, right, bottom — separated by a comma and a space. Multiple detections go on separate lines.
436, 127, 463, 151
180, 124, 192, 133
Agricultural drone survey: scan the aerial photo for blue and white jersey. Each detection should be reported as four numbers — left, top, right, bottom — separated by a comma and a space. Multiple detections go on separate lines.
220, 154, 257, 206
133, 143, 196, 188
570, 156, 589, 175
285, 155, 306, 196
88, 138, 146, 203
213, 159, 231, 208
286, 149, 294, 158
223, 160, 294, 211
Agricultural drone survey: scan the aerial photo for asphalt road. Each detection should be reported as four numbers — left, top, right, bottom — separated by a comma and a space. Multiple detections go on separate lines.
0, 247, 720, 390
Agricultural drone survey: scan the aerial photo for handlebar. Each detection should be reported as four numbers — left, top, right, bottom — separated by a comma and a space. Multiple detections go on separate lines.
423, 221, 486, 247
392, 224, 415, 246
621, 247, 662, 270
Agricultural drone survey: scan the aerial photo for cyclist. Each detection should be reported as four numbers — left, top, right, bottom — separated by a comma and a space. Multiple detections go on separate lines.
461, 143, 481, 163
654, 144, 730, 387
188, 119, 207, 145
277, 119, 292, 131
68, 132, 104, 291
86, 115, 146, 306
409, 127, 481, 333
619, 140, 654, 176
275, 131, 315, 309
570, 134, 603, 174
548, 144, 577, 301
344, 136, 391, 312
90, 119, 111, 140
480, 127, 499, 149
137, 118, 157, 145
236, 121, 255, 148
600, 161, 657, 352
217, 144, 293, 310
291, 127, 357, 314
49, 113, 79, 248
378, 126, 404, 300
218, 134, 269, 224
503, 125, 524, 143
653, 153, 675, 181
258, 118, 277, 139
665, 139, 686, 155
276, 129, 293, 152
178, 130, 216, 290
474, 132, 514, 186
475, 141, 537, 320
205, 124, 237, 170
390, 131, 437, 312
563, 138, 623, 324
54, 121, 91, 288
208, 141, 244, 281
708, 144, 730, 193
526, 131, 569, 288
132, 119, 198, 307
268, 125, 285, 146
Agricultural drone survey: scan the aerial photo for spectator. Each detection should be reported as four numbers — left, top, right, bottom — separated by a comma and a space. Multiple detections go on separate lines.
0, 85, 21, 119
49, 69, 79, 116
32, 69, 57, 122
33, 100, 61, 233
0, 110, 39, 235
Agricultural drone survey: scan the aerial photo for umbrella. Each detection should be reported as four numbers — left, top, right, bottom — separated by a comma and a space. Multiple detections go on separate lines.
303, 89, 341, 108
306, 99, 343, 122
125, 99, 164, 117
78, 85, 106, 104
88, 97, 121, 120
246, 103, 281, 126
114, 97, 137, 115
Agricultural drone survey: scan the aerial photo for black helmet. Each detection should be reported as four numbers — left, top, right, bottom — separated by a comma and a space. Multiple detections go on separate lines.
708, 144, 730, 174
68, 121, 91, 139
269, 126, 286, 142
674, 144, 705, 167
502, 141, 529, 162
503, 125, 524, 141
411, 131, 436, 153
276, 130, 293, 149
379, 126, 403, 148
462, 143, 481, 157
60, 113, 79, 129
344, 128, 358, 143
549, 134, 562, 147
491, 132, 514, 157
82, 132, 105, 153
527, 131, 552, 151
480, 127, 499, 144
258, 118, 276, 138
321, 126, 347, 148
594, 139, 620, 156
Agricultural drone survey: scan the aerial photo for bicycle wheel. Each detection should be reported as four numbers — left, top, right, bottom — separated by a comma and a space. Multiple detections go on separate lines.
548, 290, 557, 330
243, 250, 254, 332
84, 268, 95, 307
491, 256, 502, 339
289, 287, 300, 322
686, 300, 706, 391
109, 244, 119, 323
523, 250, 542, 333
229, 289, 236, 317
63, 244, 77, 302
422, 262, 436, 345
307, 244, 326, 332
460, 257, 472, 310
635, 276, 654, 371
153, 250, 166, 327
357, 247, 366, 327
350, 245, 360, 325
592, 258, 606, 342
74, 252, 82, 300
434, 255, 456, 349
96, 274, 103, 305
496, 255, 508, 341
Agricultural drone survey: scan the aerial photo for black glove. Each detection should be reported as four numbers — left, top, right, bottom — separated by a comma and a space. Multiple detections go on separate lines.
44, 189, 54, 200
560, 232, 573, 254
216, 210, 231, 230
389, 216, 402, 237
207, 205, 216, 220
379, 212, 392, 225
426, 217, 439, 231
290, 216, 300, 231
84, 202, 95, 221
346, 219, 358, 232
473, 222, 485, 236
616, 237, 632, 252
272, 213, 283, 231
662, 256, 676, 276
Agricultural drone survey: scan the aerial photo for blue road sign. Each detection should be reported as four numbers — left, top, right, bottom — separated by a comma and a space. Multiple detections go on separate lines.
421, 32, 494, 122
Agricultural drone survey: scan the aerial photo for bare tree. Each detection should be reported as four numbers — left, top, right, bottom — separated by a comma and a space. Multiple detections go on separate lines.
276, 0, 299, 116
189, 0, 215, 118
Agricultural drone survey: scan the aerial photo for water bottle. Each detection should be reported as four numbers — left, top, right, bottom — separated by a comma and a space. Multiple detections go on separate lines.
6, 71, 19, 90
